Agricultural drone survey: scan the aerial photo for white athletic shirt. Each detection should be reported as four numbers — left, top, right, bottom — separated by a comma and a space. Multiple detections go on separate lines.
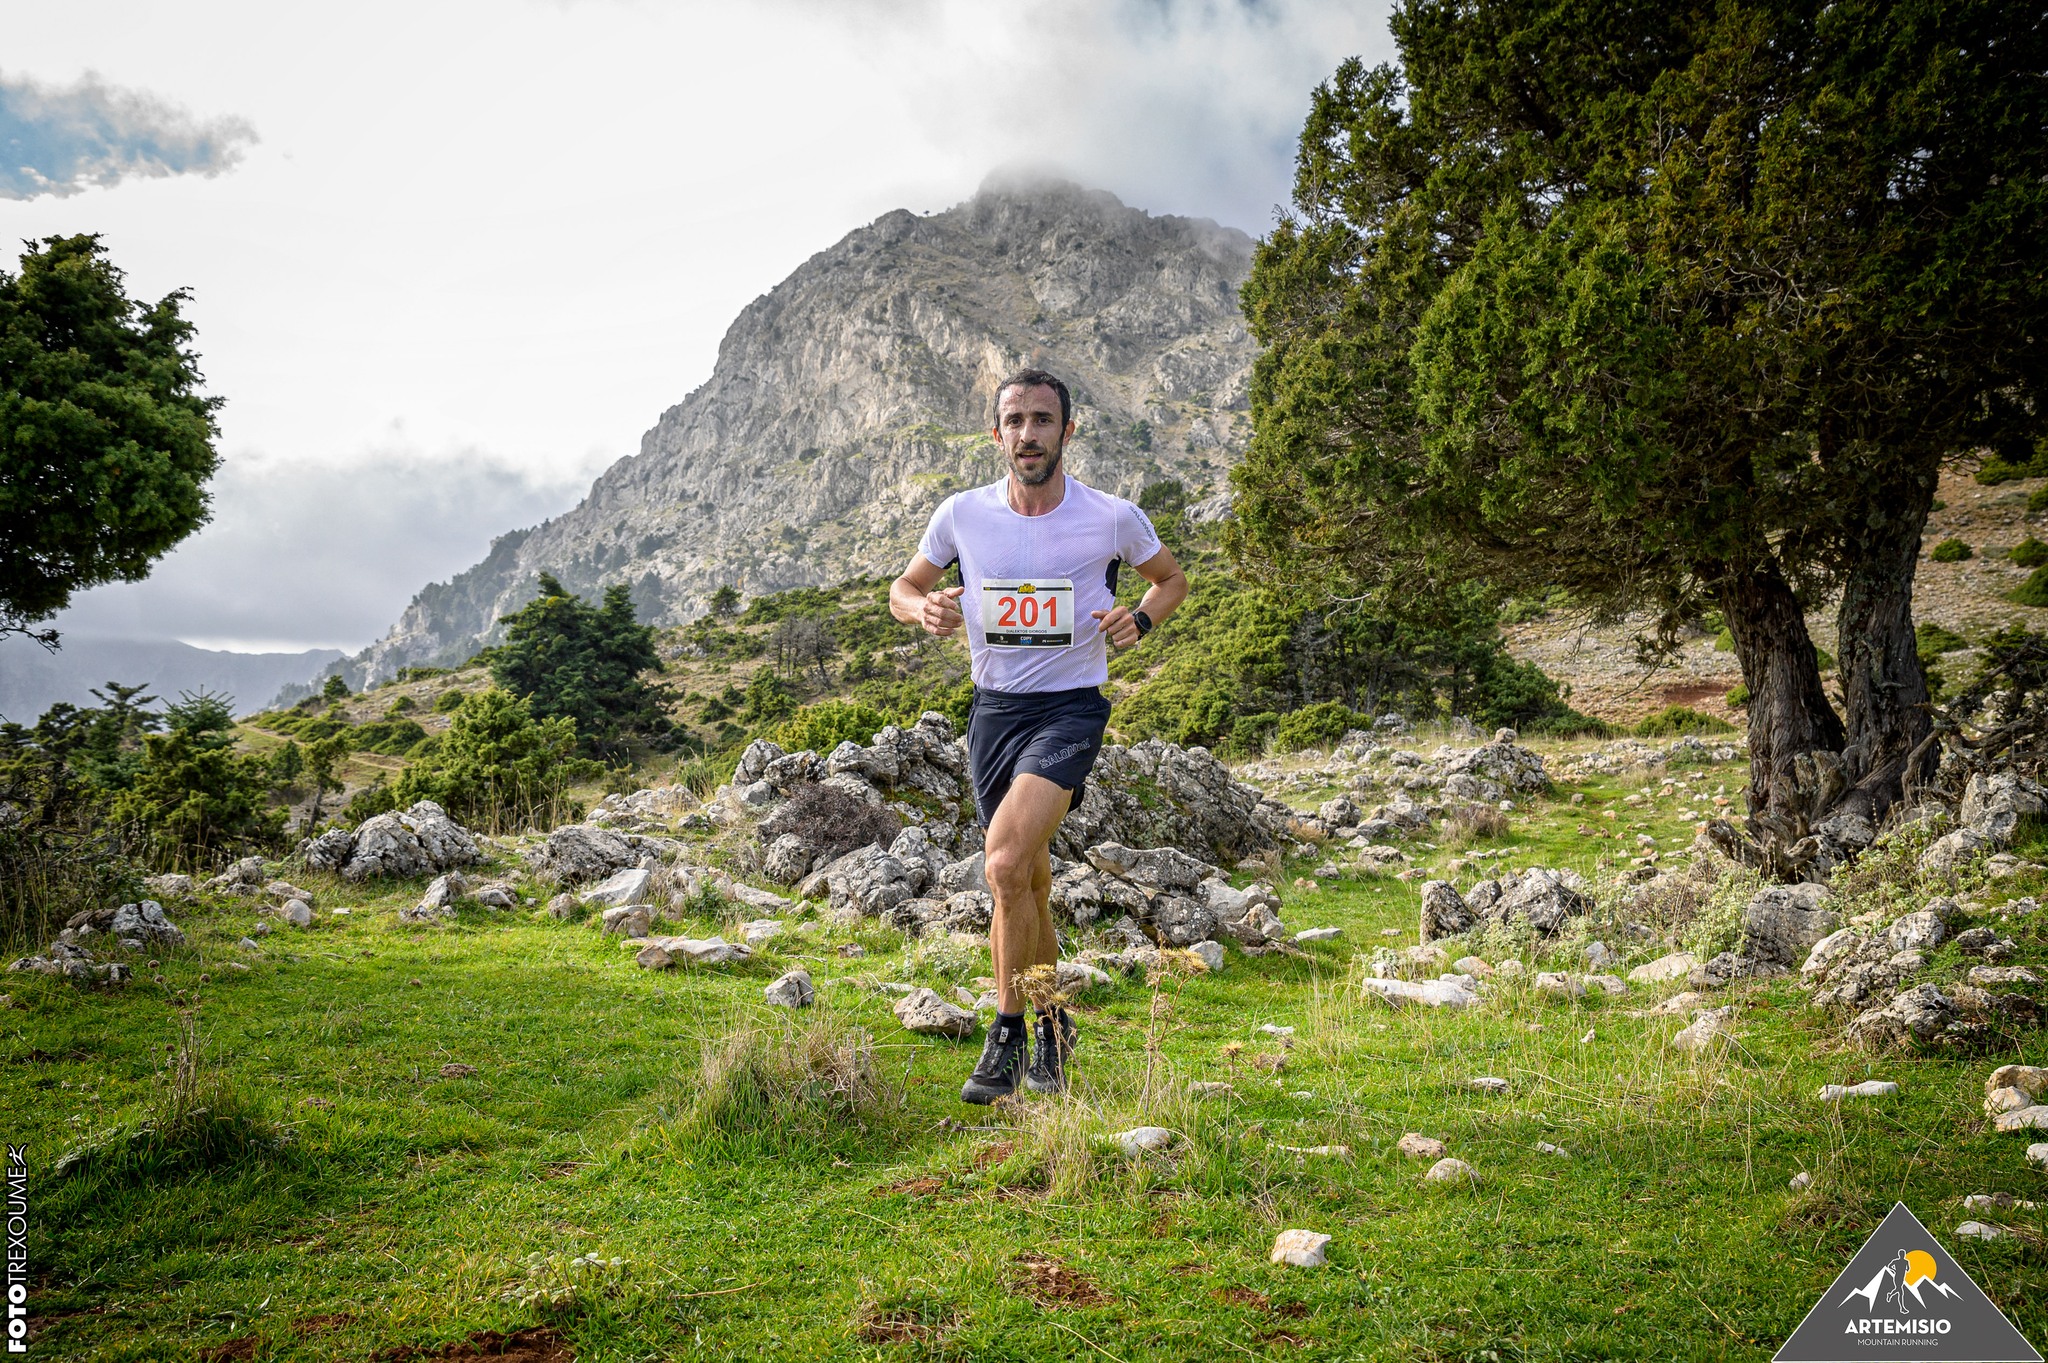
917, 473, 1163, 693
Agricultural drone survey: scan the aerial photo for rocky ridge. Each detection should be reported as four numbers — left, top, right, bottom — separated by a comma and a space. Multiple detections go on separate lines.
352, 177, 1257, 681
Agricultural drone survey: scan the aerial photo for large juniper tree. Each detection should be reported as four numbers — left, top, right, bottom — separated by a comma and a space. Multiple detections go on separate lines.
489, 573, 671, 760
0, 235, 222, 644
1236, 0, 2048, 873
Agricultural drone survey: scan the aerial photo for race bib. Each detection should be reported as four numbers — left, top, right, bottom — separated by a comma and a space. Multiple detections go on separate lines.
980, 578, 1074, 648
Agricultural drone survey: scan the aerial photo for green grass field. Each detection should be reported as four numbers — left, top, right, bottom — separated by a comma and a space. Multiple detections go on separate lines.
11, 748, 2048, 1361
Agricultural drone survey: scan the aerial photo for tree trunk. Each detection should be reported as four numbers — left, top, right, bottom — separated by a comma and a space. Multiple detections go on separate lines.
1834, 468, 1937, 824
1716, 558, 1845, 868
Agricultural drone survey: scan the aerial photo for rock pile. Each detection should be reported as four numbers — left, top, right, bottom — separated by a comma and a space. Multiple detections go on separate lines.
303, 801, 485, 881
1793, 895, 2038, 1050
524, 823, 684, 885
8, 899, 183, 982
1919, 774, 2048, 876
1414, 867, 1592, 942
731, 715, 1290, 872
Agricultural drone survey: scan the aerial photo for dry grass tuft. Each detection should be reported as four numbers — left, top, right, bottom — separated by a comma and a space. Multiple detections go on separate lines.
662, 1010, 907, 1159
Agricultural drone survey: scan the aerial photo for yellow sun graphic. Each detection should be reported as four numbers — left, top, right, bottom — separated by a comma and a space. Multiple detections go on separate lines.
1903, 1250, 1939, 1287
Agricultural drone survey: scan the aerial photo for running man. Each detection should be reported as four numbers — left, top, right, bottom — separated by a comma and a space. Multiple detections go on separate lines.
889, 368, 1188, 1103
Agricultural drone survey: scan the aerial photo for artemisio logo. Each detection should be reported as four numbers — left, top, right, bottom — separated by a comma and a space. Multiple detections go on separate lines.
1775, 1203, 2040, 1362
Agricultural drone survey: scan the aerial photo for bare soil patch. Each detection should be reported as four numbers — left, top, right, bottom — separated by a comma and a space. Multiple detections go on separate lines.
1011, 1252, 1114, 1308
374, 1325, 574, 1361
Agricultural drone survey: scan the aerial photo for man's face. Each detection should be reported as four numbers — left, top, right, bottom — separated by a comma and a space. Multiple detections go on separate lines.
994, 384, 1074, 487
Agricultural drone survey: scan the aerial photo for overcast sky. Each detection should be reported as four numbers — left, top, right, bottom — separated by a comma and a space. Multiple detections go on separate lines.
4, 0, 1397, 653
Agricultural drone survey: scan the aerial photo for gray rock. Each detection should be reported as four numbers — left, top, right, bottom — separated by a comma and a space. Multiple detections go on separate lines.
1293, 926, 1343, 944
1742, 884, 1839, 969
1424, 1157, 1478, 1186
736, 738, 785, 783
280, 899, 314, 928
142, 873, 194, 900
598, 906, 652, 938
1188, 940, 1226, 972
1885, 906, 1952, 953
1486, 867, 1590, 936
1671, 1006, 1736, 1052
530, 823, 641, 884
580, 867, 653, 908
646, 935, 750, 965
1962, 773, 2048, 842
1628, 951, 1697, 984
1418, 880, 1472, 942
1845, 983, 1959, 1050
893, 987, 977, 1037
420, 872, 469, 909
1921, 826, 1997, 876
1361, 976, 1480, 1008
764, 968, 816, 1008
1817, 1080, 1898, 1101
762, 833, 818, 886
107, 900, 186, 948
1269, 1229, 1331, 1267
1084, 842, 1215, 893
1112, 1126, 1175, 1155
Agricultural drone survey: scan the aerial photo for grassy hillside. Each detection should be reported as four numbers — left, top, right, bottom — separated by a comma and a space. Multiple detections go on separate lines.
14, 731, 2048, 1359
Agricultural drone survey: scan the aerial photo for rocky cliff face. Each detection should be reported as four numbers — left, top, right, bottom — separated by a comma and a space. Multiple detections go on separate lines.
352, 177, 1257, 681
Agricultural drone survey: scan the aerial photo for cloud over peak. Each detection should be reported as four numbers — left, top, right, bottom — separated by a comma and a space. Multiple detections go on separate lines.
0, 69, 256, 200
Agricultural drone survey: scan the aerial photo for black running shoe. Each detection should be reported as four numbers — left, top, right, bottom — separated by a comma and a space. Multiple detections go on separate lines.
960, 1015, 1030, 1105
1023, 1008, 1078, 1095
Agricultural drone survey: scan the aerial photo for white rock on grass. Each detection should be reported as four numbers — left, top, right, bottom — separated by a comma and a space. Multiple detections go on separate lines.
1534, 972, 1585, 998
1294, 927, 1343, 944
1988, 1065, 2048, 1100
1269, 1229, 1331, 1268
1055, 961, 1115, 993
740, 919, 784, 946
1361, 977, 1480, 1009
1789, 1171, 1813, 1192
1534, 1142, 1570, 1158
1963, 1193, 2041, 1211
1188, 1081, 1237, 1099
1468, 1076, 1509, 1094
599, 906, 652, 938
1993, 1106, 2048, 1134
1627, 952, 1697, 984
1424, 1157, 1478, 1186
1452, 956, 1494, 978
644, 935, 751, 966
1986, 1086, 2033, 1117
1112, 1126, 1175, 1155
1396, 1133, 1446, 1160
2028, 1143, 2048, 1168
1956, 1221, 2006, 1241
1257, 1024, 1296, 1038
1818, 1081, 1898, 1101
1584, 975, 1629, 996
281, 900, 314, 928
580, 867, 652, 907
893, 988, 977, 1038
1188, 941, 1226, 972
763, 968, 815, 1009
1273, 1144, 1351, 1158
635, 944, 674, 970
1671, 1007, 1735, 1052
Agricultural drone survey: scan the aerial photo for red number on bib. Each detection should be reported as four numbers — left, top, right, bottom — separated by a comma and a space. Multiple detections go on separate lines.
997, 596, 1016, 627
1020, 596, 1038, 628
1047, 597, 1057, 626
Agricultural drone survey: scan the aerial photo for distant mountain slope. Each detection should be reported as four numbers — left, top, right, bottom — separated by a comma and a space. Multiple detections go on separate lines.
351, 176, 1258, 682
0, 636, 344, 723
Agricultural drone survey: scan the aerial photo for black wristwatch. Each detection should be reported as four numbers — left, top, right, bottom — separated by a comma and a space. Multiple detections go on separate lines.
1132, 609, 1154, 637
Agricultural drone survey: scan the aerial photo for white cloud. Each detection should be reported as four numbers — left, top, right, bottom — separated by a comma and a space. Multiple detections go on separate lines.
49, 444, 599, 652
0, 69, 255, 199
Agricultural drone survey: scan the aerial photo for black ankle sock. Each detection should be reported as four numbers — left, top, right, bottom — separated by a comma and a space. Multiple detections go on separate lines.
996, 1010, 1025, 1031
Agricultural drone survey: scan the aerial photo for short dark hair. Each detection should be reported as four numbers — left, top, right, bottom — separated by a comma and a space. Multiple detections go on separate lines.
993, 368, 1071, 427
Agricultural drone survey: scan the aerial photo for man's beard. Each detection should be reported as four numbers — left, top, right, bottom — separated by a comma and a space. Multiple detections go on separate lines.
1009, 439, 1063, 486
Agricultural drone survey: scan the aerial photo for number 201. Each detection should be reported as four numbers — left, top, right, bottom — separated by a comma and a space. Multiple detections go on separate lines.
996, 595, 1055, 628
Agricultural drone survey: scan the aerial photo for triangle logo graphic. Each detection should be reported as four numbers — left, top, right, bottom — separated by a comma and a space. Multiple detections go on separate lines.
1775, 1202, 2040, 1361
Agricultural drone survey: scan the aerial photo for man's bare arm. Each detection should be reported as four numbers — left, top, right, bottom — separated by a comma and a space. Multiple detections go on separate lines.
891, 553, 966, 637
1089, 545, 1188, 648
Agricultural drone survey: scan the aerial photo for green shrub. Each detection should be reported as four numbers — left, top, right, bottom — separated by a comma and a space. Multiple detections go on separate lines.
660, 1013, 907, 1161
433, 689, 466, 714
1916, 622, 1969, 655
1975, 444, 2048, 485
1930, 537, 1973, 562
1217, 711, 1280, 757
2031, 487, 2048, 515
321, 674, 351, 701
1272, 702, 1368, 753
491, 573, 671, 759
771, 701, 895, 755
393, 688, 601, 832
2013, 566, 2048, 607
1633, 706, 1735, 738
2012, 539, 2048, 568
1726, 682, 1750, 707
1522, 712, 1614, 738
1713, 627, 1735, 652
387, 694, 417, 714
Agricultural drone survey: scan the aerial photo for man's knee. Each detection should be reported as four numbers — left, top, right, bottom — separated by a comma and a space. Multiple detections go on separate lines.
984, 843, 1035, 899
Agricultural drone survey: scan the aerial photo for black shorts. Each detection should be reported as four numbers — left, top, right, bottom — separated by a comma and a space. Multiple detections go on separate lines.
966, 685, 1112, 828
